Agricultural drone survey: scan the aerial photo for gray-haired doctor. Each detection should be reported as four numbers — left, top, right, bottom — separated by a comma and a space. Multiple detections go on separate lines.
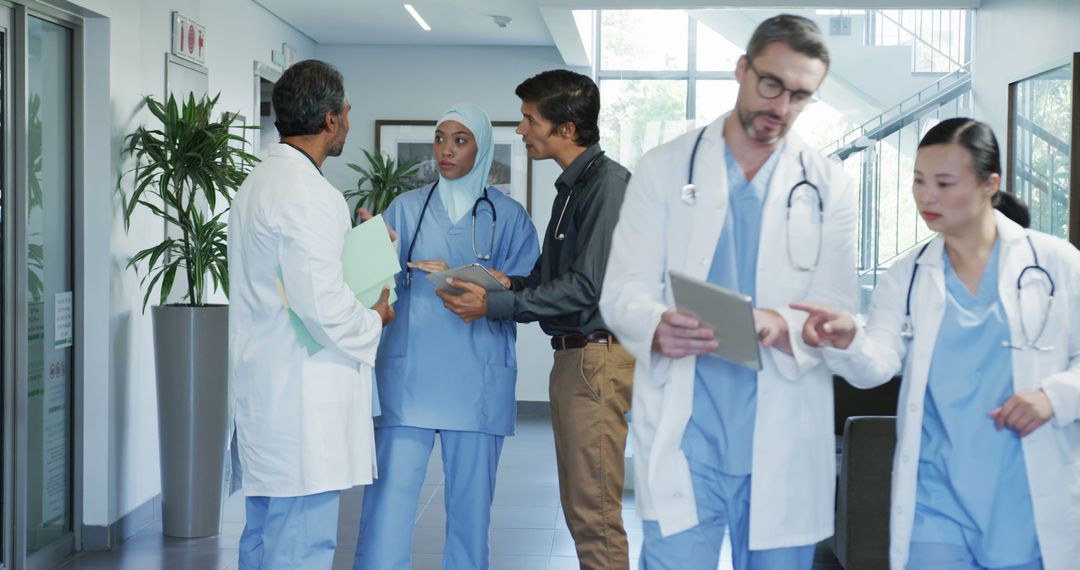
600, 14, 858, 570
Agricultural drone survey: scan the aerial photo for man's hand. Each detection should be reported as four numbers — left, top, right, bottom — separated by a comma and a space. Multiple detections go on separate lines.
652, 310, 719, 358
372, 286, 395, 327
990, 390, 1054, 437
407, 259, 449, 274
436, 278, 488, 323
789, 302, 857, 350
487, 268, 512, 289
356, 207, 398, 242
754, 308, 793, 355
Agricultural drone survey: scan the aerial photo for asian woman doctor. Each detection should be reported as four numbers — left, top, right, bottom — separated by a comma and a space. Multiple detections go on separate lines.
793, 118, 1080, 570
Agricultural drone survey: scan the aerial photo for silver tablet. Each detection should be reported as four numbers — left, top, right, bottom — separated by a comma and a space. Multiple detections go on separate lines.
668, 270, 762, 371
427, 263, 507, 295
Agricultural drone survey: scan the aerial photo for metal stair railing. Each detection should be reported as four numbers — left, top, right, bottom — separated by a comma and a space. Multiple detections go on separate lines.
821, 62, 971, 160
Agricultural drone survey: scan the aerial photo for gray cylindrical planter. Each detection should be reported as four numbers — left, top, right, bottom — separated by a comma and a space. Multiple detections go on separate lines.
152, 305, 229, 538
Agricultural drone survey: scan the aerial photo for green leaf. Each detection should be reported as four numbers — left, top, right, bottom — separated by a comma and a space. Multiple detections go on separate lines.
118, 92, 257, 311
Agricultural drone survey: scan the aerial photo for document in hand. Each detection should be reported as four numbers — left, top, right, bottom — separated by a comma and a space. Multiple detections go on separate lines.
343, 214, 401, 307
276, 214, 402, 355
668, 270, 762, 371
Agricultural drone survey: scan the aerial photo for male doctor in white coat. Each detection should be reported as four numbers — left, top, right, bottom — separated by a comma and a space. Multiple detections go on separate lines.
229, 59, 395, 569
600, 15, 857, 569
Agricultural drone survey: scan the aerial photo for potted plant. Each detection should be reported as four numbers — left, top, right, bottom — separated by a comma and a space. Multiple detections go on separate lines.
344, 149, 421, 217
119, 93, 256, 538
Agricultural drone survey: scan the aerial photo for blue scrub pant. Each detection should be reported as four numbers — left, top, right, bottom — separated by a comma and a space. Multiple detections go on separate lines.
238, 490, 340, 570
353, 426, 504, 570
907, 543, 1044, 570
640, 461, 814, 570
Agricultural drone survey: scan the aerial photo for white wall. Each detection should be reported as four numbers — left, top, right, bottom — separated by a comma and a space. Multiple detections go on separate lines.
317, 44, 583, 402
68, 0, 315, 528
972, 0, 1080, 137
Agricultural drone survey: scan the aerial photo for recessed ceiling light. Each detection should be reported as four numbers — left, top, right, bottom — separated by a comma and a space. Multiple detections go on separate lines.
404, 4, 431, 31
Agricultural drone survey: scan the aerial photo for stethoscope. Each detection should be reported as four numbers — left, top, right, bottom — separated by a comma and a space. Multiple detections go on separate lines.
552, 151, 606, 241
682, 127, 824, 271
901, 234, 1055, 351
403, 181, 496, 288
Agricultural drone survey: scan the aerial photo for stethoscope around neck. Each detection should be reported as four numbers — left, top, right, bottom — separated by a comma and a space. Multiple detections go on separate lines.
901, 234, 1055, 351
552, 151, 606, 241
403, 181, 496, 288
681, 127, 825, 271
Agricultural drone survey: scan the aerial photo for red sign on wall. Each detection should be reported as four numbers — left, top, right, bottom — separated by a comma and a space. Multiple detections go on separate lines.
172, 12, 206, 65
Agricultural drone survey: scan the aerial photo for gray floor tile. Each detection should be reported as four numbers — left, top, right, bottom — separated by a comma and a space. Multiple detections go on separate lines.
490, 505, 558, 529
60, 548, 238, 570
491, 555, 550, 570
551, 529, 576, 557
411, 554, 442, 570
411, 525, 447, 555
492, 483, 560, 508
489, 528, 554, 556
548, 556, 583, 570
415, 503, 446, 527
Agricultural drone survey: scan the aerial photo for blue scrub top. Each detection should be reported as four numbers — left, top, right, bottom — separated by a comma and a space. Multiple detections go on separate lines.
375, 184, 540, 436
681, 144, 780, 475
913, 239, 1041, 567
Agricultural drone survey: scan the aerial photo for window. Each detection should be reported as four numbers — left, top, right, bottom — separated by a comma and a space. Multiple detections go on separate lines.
1009, 60, 1076, 241
594, 10, 853, 171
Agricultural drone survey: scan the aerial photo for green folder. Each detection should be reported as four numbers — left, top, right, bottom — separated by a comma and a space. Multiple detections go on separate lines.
275, 215, 401, 355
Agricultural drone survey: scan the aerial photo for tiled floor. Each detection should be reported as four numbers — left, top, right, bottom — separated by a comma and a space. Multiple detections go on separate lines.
58, 416, 843, 569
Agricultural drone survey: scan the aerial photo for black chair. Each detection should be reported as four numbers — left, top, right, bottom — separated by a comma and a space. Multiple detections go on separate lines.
833, 416, 897, 570
829, 376, 900, 569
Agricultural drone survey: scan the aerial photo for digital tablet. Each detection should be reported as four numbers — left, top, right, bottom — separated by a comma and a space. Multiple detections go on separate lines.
668, 270, 762, 371
427, 263, 507, 295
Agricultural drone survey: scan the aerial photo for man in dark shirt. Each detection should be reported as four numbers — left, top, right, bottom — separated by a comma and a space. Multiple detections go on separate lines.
438, 69, 633, 569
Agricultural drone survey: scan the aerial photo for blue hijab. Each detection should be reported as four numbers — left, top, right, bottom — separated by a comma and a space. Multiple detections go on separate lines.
436, 103, 494, 223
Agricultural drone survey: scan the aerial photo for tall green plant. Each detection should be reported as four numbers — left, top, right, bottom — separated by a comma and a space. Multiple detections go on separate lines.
120, 93, 258, 310
344, 150, 421, 215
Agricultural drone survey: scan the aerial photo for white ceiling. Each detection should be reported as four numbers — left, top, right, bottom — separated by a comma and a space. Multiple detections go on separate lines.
253, 0, 556, 46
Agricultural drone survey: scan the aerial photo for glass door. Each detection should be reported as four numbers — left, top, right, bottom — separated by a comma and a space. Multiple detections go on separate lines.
17, 7, 74, 569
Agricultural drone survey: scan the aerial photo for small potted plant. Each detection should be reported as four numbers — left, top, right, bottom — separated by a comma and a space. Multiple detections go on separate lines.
344, 149, 421, 217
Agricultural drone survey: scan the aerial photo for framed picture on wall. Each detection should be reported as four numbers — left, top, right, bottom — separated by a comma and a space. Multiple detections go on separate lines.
375, 119, 532, 215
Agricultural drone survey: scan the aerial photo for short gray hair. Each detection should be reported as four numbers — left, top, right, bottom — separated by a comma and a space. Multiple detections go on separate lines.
746, 14, 830, 70
272, 60, 346, 137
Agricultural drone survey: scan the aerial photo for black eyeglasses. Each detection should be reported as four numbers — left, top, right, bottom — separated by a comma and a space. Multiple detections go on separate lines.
745, 59, 817, 108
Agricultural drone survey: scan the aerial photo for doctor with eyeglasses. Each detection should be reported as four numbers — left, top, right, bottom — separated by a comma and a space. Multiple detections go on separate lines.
600, 15, 858, 569
794, 118, 1080, 570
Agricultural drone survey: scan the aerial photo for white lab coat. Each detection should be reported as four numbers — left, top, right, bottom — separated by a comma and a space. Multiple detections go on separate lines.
822, 211, 1080, 570
227, 144, 383, 497
600, 114, 858, 549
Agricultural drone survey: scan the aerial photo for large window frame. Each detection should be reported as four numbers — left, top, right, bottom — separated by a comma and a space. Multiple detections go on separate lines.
1006, 54, 1080, 248
593, 12, 736, 122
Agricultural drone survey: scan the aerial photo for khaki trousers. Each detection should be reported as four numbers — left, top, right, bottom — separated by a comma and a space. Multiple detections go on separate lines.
549, 342, 634, 570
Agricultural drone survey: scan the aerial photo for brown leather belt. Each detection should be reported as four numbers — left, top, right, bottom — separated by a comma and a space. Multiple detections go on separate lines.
551, 331, 619, 351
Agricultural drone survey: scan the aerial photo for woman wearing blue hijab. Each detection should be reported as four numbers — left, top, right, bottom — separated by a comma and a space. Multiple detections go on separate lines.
353, 103, 540, 569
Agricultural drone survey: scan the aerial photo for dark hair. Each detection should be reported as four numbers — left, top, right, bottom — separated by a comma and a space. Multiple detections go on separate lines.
515, 69, 600, 147
747, 14, 831, 70
992, 192, 1031, 228
918, 118, 1030, 226
272, 60, 346, 137
918, 118, 1002, 182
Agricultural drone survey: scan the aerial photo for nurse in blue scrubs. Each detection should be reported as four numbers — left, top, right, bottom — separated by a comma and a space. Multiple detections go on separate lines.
353, 103, 540, 570
795, 118, 1080, 570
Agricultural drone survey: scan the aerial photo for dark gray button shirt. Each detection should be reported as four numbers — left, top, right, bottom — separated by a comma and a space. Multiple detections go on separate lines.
486, 144, 631, 337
